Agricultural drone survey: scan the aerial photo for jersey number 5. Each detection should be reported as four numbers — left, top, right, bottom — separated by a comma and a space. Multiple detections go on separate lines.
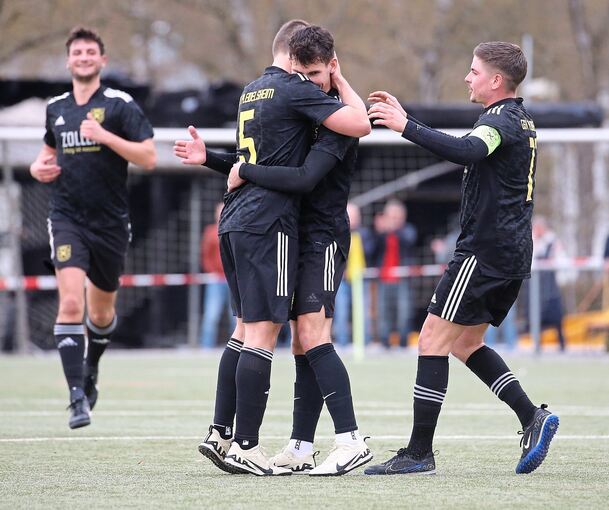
238, 109, 257, 164
526, 136, 537, 201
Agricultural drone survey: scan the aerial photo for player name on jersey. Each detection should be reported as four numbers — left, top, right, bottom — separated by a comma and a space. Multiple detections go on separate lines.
240, 88, 275, 104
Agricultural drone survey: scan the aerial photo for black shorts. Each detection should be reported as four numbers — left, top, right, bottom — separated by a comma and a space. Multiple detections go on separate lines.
220, 226, 298, 323
47, 214, 130, 292
290, 239, 348, 320
427, 254, 522, 327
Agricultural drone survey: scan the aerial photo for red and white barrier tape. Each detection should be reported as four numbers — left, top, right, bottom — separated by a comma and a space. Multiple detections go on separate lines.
0, 257, 607, 292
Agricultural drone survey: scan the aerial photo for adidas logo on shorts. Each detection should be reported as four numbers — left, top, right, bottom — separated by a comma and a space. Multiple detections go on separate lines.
431, 293, 437, 304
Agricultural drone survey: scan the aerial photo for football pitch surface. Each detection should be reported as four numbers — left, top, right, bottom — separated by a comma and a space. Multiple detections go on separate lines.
1, 349, 608, 509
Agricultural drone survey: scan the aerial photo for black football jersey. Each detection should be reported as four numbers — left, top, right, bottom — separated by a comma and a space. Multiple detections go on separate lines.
43, 86, 153, 228
455, 97, 537, 278
218, 66, 344, 238
300, 125, 358, 256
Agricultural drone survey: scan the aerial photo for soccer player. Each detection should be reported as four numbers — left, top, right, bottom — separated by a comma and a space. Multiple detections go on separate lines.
226, 25, 373, 476
365, 41, 559, 475
174, 20, 370, 475
30, 27, 156, 429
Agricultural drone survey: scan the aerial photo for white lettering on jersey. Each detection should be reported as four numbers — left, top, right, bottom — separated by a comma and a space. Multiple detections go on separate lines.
60, 130, 100, 148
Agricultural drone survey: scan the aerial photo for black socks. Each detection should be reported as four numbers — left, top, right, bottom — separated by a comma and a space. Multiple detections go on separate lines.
212, 338, 243, 438
54, 323, 86, 393
466, 345, 536, 427
85, 316, 116, 368
291, 354, 324, 442
306, 343, 357, 434
406, 355, 449, 458
234, 346, 273, 449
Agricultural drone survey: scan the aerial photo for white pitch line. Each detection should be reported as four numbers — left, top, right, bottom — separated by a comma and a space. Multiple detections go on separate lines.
3, 409, 609, 417
1, 435, 608, 444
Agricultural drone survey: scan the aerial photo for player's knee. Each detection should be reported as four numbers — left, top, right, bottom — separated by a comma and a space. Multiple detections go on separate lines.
87, 309, 115, 328
58, 295, 85, 322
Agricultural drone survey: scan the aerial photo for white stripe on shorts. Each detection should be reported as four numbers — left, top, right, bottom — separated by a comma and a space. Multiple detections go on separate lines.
324, 242, 337, 292
47, 218, 55, 260
276, 232, 288, 297
441, 255, 477, 322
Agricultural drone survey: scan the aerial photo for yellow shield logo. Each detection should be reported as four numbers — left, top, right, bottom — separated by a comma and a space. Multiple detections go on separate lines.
90, 107, 105, 123
57, 244, 71, 262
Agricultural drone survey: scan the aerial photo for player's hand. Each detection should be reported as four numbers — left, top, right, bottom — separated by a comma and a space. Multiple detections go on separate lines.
367, 101, 408, 133
80, 112, 110, 144
173, 126, 207, 165
30, 155, 61, 183
227, 161, 246, 192
368, 90, 407, 118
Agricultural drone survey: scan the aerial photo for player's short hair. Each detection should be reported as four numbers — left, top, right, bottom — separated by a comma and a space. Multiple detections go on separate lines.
289, 25, 335, 66
474, 41, 527, 91
66, 26, 105, 55
272, 19, 309, 57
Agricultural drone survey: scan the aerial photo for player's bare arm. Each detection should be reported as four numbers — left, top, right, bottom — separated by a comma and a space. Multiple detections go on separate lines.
322, 58, 371, 138
80, 112, 156, 170
30, 144, 61, 183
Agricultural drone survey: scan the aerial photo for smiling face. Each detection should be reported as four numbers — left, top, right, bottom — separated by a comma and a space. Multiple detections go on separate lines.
291, 57, 336, 93
67, 39, 106, 83
464, 55, 502, 107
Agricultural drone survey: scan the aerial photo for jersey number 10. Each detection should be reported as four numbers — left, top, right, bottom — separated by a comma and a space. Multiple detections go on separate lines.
238, 109, 257, 164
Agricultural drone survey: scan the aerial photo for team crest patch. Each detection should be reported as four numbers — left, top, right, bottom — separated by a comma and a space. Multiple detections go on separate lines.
57, 244, 71, 262
90, 107, 105, 123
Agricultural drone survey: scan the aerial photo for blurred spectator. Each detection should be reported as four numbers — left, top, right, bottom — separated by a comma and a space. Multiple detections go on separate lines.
485, 304, 518, 350
199, 203, 234, 349
430, 215, 460, 265
371, 199, 417, 348
531, 216, 566, 351
333, 203, 375, 346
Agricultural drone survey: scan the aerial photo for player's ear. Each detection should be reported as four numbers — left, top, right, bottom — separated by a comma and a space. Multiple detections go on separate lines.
329, 57, 338, 73
492, 73, 503, 90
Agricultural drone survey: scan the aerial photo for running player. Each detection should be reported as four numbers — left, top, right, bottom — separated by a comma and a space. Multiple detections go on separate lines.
365, 41, 558, 475
173, 20, 370, 475
226, 25, 372, 476
29, 27, 156, 429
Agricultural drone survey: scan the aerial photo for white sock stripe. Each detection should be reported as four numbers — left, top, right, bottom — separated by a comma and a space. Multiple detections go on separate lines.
490, 372, 514, 394
242, 346, 274, 361
226, 343, 241, 353
494, 376, 518, 397
226, 340, 243, 352
414, 384, 446, 398
413, 393, 445, 405
86, 316, 117, 336
444, 256, 476, 321
441, 256, 474, 319
54, 324, 85, 335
